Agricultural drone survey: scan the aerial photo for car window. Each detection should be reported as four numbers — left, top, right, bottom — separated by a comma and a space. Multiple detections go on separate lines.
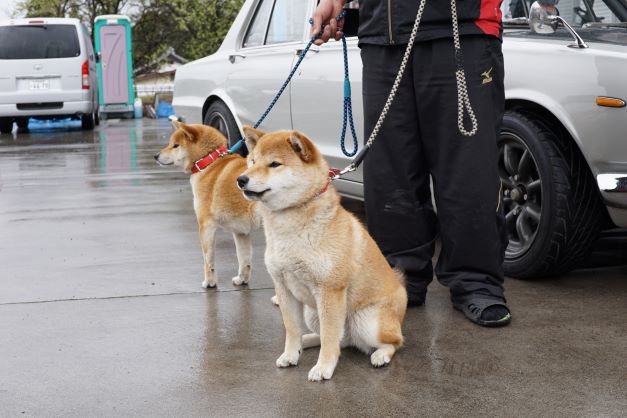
0, 24, 81, 59
266, 0, 309, 44
243, 0, 275, 48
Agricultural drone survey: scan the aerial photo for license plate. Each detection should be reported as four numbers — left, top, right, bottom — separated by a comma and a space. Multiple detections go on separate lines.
29, 79, 50, 90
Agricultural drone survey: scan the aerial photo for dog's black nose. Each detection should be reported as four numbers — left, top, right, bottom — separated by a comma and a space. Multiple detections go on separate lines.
237, 175, 249, 189
154, 153, 159, 161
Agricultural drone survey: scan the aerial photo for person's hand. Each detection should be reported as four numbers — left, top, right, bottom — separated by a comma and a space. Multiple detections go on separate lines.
310, 0, 346, 46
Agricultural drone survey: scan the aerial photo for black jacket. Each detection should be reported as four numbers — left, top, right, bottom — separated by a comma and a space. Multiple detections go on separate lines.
358, 0, 503, 45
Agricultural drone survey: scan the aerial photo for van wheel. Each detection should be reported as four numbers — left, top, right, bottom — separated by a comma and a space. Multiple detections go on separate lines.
203, 100, 243, 155
0, 118, 13, 134
81, 113, 95, 130
16, 117, 29, 131
500, 110, 604, 278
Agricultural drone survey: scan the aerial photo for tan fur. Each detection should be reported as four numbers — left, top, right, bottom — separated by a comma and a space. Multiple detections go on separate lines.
239, 126, 407, 381
156, 122, 260, 288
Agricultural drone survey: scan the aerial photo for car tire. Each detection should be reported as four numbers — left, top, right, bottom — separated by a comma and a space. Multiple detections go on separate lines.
81, 113, 95, 130
95, 110, 100, 126
499, 110, 605, 278
0, 118, 13, 134
203, 100, 243, 155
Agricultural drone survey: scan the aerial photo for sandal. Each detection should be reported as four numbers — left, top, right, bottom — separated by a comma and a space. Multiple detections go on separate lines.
453, 297, 512, 327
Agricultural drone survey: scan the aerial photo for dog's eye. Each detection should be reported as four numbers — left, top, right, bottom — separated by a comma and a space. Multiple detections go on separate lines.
268, 161, 282, 168
172, 144, 179, 149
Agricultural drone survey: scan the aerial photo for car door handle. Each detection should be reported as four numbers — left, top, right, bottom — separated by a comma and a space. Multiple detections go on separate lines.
228, 54, 246, 63
296, 47, 319, 55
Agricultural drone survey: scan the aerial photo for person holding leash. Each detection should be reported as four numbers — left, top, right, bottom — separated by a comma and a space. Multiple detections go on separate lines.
311, 0, 512, 327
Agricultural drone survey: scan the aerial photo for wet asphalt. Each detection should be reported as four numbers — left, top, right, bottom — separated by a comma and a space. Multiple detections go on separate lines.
1, 118, 626, 417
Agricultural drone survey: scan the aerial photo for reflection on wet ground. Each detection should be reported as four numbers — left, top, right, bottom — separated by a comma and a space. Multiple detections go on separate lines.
0, 119, 625, 417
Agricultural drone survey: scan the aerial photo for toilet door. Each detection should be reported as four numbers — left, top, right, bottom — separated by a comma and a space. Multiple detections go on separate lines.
99, 25, 128, 104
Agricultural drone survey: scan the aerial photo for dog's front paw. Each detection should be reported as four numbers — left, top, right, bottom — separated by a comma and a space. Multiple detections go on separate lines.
201, 279, 216, 289
308, 363, 335, 381
276, 351, 300, 368
231, 275, 248, 286
271, 295, 279, 306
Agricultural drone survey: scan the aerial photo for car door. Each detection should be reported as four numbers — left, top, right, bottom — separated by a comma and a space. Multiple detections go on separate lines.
225, 0, 310, 132
290, 3, 365, 196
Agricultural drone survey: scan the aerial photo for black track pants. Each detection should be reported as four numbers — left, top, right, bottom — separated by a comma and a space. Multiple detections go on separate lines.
361, 35, 508, 303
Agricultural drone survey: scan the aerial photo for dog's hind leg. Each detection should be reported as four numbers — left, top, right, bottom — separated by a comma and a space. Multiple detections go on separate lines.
302, 333, 321, 349
348, 304, 403, 367
199, 221, 218, 288
370, 302, 404, 368
231, 232, 252, 286
370, 344, 397, 367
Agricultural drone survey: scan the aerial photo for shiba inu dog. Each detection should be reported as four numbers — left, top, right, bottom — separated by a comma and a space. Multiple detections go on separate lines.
238, 126, 407, 382
155, 122, 260, 288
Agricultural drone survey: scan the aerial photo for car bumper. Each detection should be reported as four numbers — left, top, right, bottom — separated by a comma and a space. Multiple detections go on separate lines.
598, 174, 627, 228
0, 101, 92, 117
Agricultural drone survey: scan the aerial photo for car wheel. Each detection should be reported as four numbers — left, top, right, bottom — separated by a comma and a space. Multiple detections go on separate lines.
95, 110, 100, 126
16, 117, 29, 130
81, 113, 95, 130
203, 100, 244, 155
499, 110, 605, 278
0, 118, 13, 134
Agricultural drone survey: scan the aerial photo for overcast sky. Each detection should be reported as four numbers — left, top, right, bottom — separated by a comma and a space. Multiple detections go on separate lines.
0, 0, 19, 20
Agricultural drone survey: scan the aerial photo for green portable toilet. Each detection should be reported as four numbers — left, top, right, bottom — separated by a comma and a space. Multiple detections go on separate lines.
94, 15, 134, 119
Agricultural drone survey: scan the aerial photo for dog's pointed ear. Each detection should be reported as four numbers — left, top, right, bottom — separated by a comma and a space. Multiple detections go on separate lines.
243, 125, 265, 152
178, 123, 199, 141
287, 131, 317, 163
171, 119, 182, 130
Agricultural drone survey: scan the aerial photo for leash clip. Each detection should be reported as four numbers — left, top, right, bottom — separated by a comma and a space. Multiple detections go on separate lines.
330, 164, 356, 181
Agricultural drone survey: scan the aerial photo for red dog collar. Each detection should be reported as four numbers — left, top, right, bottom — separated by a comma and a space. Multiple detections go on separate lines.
191, 146, 229, 174
319, 168, 341, 194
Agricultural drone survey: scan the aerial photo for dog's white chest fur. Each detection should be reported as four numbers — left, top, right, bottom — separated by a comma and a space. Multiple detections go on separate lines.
264, 217, 332, 307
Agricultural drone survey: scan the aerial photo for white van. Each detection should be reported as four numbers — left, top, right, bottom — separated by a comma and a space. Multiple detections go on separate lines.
0, 18, 99, 134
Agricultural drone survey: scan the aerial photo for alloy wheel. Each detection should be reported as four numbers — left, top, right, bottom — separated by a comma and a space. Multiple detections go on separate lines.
499, 132, 543, 258
206, 111, 231, 141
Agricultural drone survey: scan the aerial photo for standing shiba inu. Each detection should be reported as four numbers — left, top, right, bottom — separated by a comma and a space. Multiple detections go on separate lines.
155, 122, 260, 288
238, 126, 407, 382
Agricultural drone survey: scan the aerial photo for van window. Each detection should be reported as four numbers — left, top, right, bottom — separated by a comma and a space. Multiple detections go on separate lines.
0, 25, 81, 59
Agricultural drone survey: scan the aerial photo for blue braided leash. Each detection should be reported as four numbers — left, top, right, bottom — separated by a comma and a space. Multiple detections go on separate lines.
228, 11, 357, 158
340, 34, 358, 157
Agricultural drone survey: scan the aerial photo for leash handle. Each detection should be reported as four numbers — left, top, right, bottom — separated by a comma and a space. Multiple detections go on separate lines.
339, 34, 358, 157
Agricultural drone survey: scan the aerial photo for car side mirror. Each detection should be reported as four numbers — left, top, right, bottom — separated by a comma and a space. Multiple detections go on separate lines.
529, 1, 588, 48
529, 1, 559, 34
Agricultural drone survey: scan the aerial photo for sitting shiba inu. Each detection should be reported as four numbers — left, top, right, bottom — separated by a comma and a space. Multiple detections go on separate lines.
238, 126, 407, 382
155, 122, 260, 288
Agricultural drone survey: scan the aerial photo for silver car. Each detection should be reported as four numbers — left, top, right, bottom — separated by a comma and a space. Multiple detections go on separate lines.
0, 17, 100, 133
173, 0, 627, 278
